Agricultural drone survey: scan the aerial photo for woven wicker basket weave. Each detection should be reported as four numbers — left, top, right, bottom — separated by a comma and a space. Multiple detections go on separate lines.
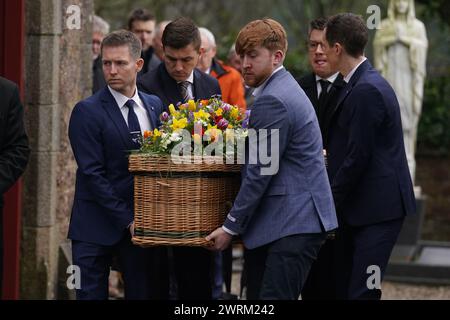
129, 154, 241, 247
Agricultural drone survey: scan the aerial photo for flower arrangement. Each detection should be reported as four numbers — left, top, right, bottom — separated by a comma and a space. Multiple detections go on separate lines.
138, 97, 250, 161
129, 97, 245, 247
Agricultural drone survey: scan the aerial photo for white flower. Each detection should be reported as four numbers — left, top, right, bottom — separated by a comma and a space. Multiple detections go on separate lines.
169, 132, 182, 142
161, 139, 170, 150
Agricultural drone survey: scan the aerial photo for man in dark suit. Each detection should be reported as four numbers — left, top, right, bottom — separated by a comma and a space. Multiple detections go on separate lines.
207, 19, 337, 300
297, 17, 346, 150
298, 17, 345, 300
0, 77, 30, 296
68, 30, 163, 299
127, 8, 161, 75
323, 13, 416, 299
138, 17, 221, 300
138, 17, 221, 111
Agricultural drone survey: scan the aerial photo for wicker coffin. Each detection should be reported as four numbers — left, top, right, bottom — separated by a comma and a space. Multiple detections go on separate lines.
129, 154, 241, 246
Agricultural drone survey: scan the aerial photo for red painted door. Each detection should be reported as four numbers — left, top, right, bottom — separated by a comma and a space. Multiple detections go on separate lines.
0, 0, 25, 300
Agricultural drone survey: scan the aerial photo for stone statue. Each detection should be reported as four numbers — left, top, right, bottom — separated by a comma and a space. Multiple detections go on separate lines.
374, 0, 428, 183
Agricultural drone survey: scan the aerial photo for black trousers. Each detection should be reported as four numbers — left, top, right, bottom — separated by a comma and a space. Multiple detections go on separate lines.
152, 246, 213, 300
244, 233, 326, 300
173, 247, 213, 300
301, 236, 339, 300
0, 206, 3, 299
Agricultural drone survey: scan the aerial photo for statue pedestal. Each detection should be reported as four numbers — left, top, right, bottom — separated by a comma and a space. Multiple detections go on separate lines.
385, 191, 450, 284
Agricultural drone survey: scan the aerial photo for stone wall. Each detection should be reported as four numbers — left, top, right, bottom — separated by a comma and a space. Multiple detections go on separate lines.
57, 0, 93, 245
21, 0, 93, 299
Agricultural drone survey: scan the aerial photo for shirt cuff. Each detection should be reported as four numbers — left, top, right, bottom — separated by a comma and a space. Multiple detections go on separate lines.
222, 225, 238, 236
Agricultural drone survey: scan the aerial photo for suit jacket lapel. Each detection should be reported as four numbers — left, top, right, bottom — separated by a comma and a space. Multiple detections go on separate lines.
324, 73, 346, 123
138, 92, 158, 130
101, 88, 134, 150
160, 64, 183, 105
258, 68, 288, 98
193, 69, 208, 100
334, 60, 371, 111
301, 73, 319, 109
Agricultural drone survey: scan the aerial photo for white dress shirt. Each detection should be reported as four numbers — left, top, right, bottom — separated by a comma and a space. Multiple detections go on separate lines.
108, 86, 152, 133
315, 72, 340, 98
343, 57, 367, 83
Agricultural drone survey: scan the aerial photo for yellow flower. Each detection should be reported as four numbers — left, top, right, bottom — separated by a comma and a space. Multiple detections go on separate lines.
171, 117, 188, 130
230, 107, 239, 119
215, 108, 223, 116
169, 104, 177, 115
194, 109, 210, 121
188, 100, 197, 111
207, 124, 217, 130
153, 128, 161, 137
227, 124, 234, 129
152, 129, 161, 141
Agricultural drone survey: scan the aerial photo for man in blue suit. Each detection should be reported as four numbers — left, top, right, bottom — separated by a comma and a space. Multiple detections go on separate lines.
323, 13, 416, 299
207, 19, 338, 300
68, 30, 163, 299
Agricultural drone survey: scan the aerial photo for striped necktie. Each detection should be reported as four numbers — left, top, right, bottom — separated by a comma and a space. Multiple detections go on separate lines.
178, 81, 190, 103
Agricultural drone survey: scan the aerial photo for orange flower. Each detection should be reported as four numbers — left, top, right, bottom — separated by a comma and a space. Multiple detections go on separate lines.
200, 99, 209, 106
143, 130, 153, 139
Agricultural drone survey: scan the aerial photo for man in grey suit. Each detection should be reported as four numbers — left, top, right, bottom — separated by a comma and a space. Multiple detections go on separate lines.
206, 19, 338, 300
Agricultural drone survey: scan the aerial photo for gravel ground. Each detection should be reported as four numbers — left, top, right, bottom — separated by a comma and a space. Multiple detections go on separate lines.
229, 271, 450, 300
381, 281, 450, 300
229, 247, 450, 300
109, 269, 450, 300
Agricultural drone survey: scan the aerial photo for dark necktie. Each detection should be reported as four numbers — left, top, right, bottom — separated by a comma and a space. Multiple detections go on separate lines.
317, 79, 331, 127
178, 81, 190, 103
124, 99, 142, 148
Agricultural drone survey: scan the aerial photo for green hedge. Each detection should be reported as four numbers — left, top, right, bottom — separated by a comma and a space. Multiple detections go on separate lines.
417, 75, 450, 155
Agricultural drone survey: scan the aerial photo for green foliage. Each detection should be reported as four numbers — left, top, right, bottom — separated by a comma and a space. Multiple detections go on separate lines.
417, 75, 450, 155
283, 50, 309, 80
94, 0, 450, 153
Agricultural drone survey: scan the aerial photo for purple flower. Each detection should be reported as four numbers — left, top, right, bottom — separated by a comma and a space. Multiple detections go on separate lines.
188, 111, 194, 123
160, 112, 169, 122
222, 104, 231, 113
240, 110, 251, 128
217, 118, 229, 130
